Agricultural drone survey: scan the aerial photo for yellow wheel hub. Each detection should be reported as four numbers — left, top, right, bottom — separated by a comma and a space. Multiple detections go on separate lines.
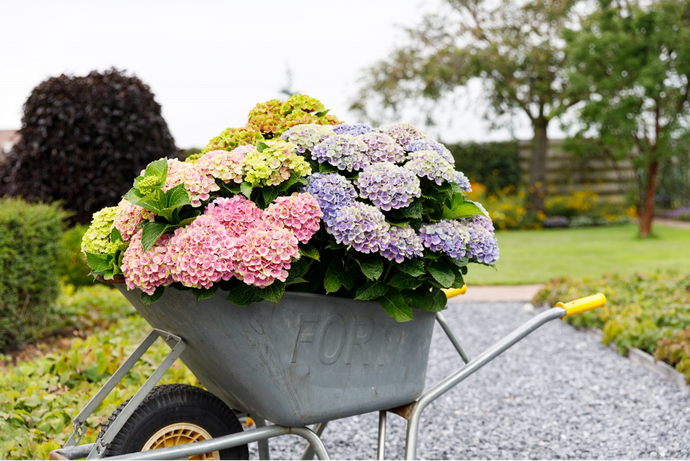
142, 423, 220, 460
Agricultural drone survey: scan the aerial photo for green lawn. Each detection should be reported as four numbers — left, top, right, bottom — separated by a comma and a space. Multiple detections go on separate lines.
466, 224, 690, 285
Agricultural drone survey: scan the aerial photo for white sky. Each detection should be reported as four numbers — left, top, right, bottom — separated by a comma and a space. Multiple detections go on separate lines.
0, 0, 561, 148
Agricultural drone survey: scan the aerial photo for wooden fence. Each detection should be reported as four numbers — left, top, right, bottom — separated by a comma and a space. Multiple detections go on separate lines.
518, 139, 634, 201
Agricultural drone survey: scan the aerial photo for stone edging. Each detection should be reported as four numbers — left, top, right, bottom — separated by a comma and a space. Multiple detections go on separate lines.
582, 328, 689, 394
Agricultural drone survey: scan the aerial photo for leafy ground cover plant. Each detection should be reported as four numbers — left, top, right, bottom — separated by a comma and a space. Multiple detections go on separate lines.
82, 95, 499, 321
0, 310, 194, 460
534, 271, 690, 383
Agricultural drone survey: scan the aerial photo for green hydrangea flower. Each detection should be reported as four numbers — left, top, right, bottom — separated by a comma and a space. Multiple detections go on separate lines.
201, 125, 264, 154
81, 206, 118, 255
185, 153, 203, 163
137, 175, 163, 195
244, 139, 312, 187
247, 95, 342, 138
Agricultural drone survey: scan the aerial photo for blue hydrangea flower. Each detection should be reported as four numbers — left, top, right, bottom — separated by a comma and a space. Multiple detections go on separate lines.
406, 139, 455, 165
281, 124, 335, 154
461, 215, 499, 265
333, 123, 373, 136
360, 132, 405, 164
303, 173, 358, 224
419, 220, 471, 259
312, 135, 370, 172
380, 225, 424, 263
327, 202, 390, 253
377, 123, 427, 149
404, 151, 472, 191
356, 162, 421, 211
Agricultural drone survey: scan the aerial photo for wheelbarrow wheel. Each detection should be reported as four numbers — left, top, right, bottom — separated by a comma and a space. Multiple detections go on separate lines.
97, 384, 249, 460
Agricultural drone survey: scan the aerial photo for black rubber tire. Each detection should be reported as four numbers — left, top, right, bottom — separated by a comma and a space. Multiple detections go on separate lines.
98, 384, 249, 460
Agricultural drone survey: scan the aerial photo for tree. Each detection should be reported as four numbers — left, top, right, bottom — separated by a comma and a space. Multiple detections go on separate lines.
0, 69, 178, 224
350, 0, 586, 212
564, 0, 690, 237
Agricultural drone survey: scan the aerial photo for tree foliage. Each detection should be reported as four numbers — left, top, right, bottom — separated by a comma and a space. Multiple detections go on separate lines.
0, 69, 178, 224
564, 0, 690, 237
351, 0, 586, 212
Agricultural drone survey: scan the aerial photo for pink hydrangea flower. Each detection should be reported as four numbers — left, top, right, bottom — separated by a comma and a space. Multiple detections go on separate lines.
195, 149, 246, 184
263, 193, 323, 244
164, 215, 237, 289
114, 199, 155, 242
162, 158, 219, 207
121, 230, 173, 295
232, 222, 299, 288
204, 196, 264, 239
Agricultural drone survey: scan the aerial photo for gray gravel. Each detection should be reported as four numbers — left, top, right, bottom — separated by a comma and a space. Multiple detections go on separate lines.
248, 302, 690, 459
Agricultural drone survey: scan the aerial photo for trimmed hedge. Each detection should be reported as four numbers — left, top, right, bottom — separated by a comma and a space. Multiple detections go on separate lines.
445, 141, 522, 194
0, 198, 68, 350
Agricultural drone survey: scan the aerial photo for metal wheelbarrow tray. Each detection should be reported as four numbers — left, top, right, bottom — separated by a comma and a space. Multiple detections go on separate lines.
52, 286, 607, 460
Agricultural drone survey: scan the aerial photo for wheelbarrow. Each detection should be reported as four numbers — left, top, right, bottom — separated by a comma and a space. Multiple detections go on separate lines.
49, 284, 606, 460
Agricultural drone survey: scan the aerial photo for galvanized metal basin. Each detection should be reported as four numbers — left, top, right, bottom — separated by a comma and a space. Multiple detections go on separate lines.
116, 287, 436, 427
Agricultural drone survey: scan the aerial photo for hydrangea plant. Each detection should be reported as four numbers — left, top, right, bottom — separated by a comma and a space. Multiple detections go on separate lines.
82, 94, 499, 321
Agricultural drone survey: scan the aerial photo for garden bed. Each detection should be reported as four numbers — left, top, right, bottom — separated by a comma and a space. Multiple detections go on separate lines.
534, 271, 690, 385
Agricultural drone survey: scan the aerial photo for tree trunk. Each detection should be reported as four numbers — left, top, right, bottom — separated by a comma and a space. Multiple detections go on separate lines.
526, 118, 549, 213
639, 160, 659, 238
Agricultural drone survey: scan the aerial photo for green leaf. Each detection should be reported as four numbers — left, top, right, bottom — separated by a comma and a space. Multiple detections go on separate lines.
277, 174, 300, 192
442, 193, 485, 219
355, 280, 389, 301
341, 271, 355, 290
256, 281, 285, 303
446, 256, 469, 268
326, 240, 344, 250
141, 286, 165, 307
407, 288, 447, 312
324, 260, 343, 294
353, 254, 384, 280
192, 285, 218, 302
240, 182, 253, 199
110, 227, 123, 244
428, 261, 456, 288
319, 162, 339, 174
124, 188, 162, 214
286, 277, 308, 286
390, 200, 423, 219
226, 283, 261, 306
141, 222, 171, 252
299, 245, 320, 261
166, 216, 197, 231
86, 253, 112, 272
165, 183, 190, 209
256, 141, 269, 153
450, 271, 465, 288
96, 350, 108, 375
262, 187, 279, 207
314, 110, 330, 118
286, 257, 312, 284
388, 272, 422, 290
378, 287, 414, 322
144, 158, 168, 182
397, 259, 425, 277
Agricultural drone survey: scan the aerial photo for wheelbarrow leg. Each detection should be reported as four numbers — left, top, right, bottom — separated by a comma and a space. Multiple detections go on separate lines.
253, 418, 271, 460
402, 308, 567, 459
300, 421, 328, 460
377, 411, 387, 460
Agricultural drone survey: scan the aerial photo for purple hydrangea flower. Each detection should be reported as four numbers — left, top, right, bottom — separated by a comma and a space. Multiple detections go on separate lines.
333, 123, 373, 136
461, 215, 499, 265
327, 202, 390, 253
404, 151, 472, 191
360, 132, 405, 164
303, 173, 358, 224
356, 162, 421, 211
419, 220, 471, 259
280, 124, 335, 154
406, 139, 455, 165
311, 135, 370, 171
380, 225, 424, 263
377, 123, 427, 149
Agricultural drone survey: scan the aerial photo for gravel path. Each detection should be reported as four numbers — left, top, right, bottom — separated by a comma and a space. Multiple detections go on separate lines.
249, 302, 690, 460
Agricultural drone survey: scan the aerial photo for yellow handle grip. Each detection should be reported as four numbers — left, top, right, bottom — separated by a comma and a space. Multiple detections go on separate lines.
556, 293, 606, 317
444, 285, 467, 299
